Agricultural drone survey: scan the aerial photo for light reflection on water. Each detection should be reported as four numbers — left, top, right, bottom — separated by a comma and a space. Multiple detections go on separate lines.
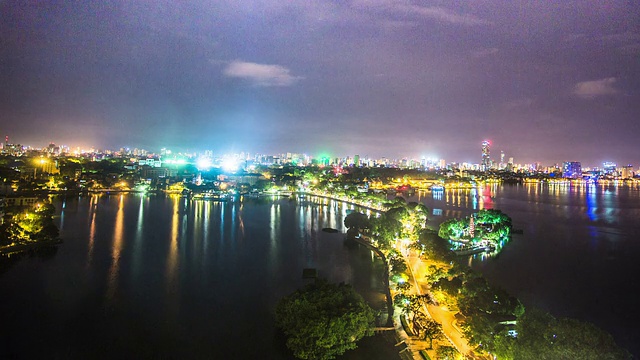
4, 188, 639, 357
406, 182, 640, 357
0, 194, 389, 359
269, 202, 280, 276
166, 195, 180, 298
420, 182, 640, 228
86, 195, 97, 269
107, 194, 125, 300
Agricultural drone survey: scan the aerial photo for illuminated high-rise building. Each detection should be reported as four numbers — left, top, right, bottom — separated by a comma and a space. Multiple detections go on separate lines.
603, 162, 617, 176
481, 140, 491, 171
562, 161, 582, 179
621, 165, 634, 179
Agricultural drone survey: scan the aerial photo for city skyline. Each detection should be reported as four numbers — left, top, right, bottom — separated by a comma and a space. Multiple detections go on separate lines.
1, 1, 639, 166
1, 135, 632, 171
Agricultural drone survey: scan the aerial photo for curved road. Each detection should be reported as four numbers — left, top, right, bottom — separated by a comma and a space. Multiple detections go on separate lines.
404, 249, 490, 359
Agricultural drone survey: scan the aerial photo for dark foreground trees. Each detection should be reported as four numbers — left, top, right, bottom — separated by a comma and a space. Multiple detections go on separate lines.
275, 279, 375, 360
493, 307, 633, 360
0, 202, 59, 247
414, 225, 631, 359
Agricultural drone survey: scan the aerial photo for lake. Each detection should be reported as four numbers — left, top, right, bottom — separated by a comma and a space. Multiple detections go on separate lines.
2, 183, 639, 359
411, 182, 640, 358
0, 194, 398, 359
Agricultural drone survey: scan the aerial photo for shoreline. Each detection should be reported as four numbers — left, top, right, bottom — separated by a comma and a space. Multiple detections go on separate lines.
308, 190, 475, 359
308, 191, 435, 359
301, 190, 386, 214
0, 238, 63, 256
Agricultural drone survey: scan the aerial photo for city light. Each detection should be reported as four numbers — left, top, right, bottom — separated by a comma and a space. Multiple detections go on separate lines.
196, 157, 212, 170
221, 157, 239, 172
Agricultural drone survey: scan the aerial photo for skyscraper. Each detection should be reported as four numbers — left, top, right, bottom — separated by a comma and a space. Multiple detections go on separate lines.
481, 140, 491, 171
562, 161, 582, 179
603, 162, 617, 176
621, 165, 634, 179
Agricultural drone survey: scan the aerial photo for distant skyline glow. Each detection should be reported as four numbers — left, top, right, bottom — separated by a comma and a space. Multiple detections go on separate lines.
1, 1, 638, 166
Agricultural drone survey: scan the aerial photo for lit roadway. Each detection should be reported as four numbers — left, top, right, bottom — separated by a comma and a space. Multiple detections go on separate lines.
403, 248, 492, 360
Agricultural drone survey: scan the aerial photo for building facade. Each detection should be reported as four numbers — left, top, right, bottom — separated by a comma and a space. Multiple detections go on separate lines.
562, 161, 582, 179
481, 140, 491, 171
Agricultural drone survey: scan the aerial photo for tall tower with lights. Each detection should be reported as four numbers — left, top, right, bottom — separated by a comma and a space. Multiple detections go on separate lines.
481, 140, 491, 171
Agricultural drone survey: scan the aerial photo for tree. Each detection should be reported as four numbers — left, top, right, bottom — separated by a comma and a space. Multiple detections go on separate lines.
418, 229, 454, 261
432, 276, 463, 297
420, 318, 444, 349
436, 345, 459, 360
275, 279, 375, 360
0, 201, 60, 246
425, 265, 447, 284
407, 202, 429, 231
393, 293, 409, 307
343, 212, 370, 233
388, 251, 408, 275
475, 209, 512, 227
399, 294, 435, 338
395, 280, 412, 293
386, 206, 408, 222
438, 219, 465, 240
512, 308, 632, 360
370, 215, 402, 248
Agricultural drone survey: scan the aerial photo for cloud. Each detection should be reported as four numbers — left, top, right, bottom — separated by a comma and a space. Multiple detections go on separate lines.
352, 1, 491, 26
223, 61, 303, 87
400, 5, 492, 26
574, 77, 618, 98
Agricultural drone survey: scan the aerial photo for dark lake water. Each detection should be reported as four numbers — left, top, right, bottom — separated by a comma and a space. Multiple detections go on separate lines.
2, 183, 639, 359
0, 194, 396, 359
411, 182, 640, 358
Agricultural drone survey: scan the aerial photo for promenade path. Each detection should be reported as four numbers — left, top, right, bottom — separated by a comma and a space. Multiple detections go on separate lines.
302, 190, 489, 359
358, 236, 483, 360
403, 248, 492, 360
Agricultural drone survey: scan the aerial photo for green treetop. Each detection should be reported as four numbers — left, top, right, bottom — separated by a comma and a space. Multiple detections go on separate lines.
275, 279, 375, 360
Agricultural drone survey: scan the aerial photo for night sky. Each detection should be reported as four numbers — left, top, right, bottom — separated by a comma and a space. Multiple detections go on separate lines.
1, 1, 639, 166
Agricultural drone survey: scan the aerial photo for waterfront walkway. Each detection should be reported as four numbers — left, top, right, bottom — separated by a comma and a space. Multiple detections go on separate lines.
355, 235, 482, 359
403, 248, 493, 360
305, 190, 487, 359
304, 190, 386, 213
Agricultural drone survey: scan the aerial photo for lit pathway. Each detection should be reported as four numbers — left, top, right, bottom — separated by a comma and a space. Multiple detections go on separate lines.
403, 248, 488, 359
303, 189, 487, 358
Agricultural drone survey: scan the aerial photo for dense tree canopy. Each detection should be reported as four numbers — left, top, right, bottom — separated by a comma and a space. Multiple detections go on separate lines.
438, 209, 512, 248
438, 218, 466, 240
0, 202, 59, 245
343, 212, 370, 232
275, 280, 375, 360
369, 215, 402, 247
498, 308, 632, 360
